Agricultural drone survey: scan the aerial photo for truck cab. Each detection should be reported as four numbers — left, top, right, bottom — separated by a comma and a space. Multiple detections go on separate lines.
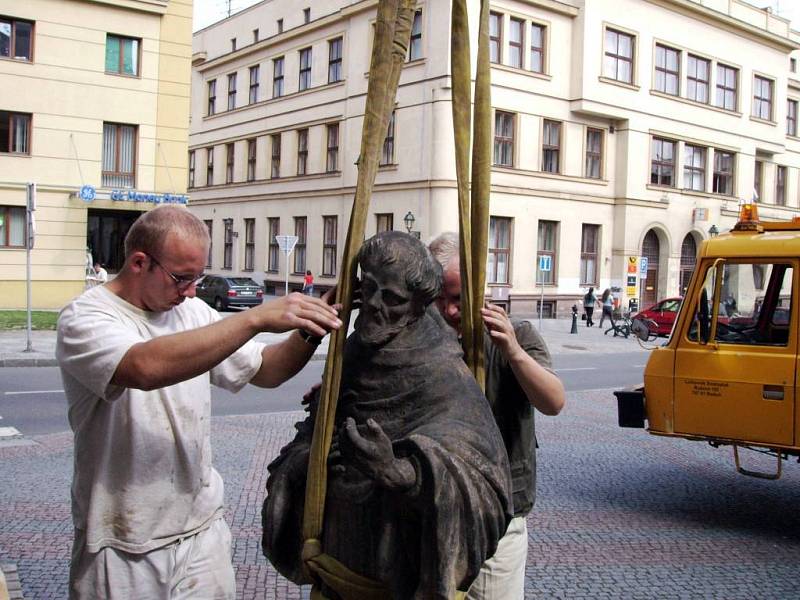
617, 203, 800, 478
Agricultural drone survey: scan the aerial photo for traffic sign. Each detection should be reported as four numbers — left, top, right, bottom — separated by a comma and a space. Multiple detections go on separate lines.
538, 255, 552, 272
639, 256, 648, 278
275, 235, 298, 254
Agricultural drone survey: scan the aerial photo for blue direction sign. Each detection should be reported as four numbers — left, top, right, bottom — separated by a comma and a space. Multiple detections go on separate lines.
538, 255, 552, 272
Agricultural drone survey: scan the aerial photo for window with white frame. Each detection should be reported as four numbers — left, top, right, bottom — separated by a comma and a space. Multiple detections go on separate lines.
207, 79, 216, 115
650, 137, 675, 186
206, 147, 214, 185
776, 165, 786, 206
244, 218, 255, 270
687, 55, 709, 103
225, 143, 234, 183
603, 28, 634, 84
294, 217, 306, 274
585, 128, 602, 179
537, 220, 558, 285
542, 120, 560, 173
326, 123, 339, 172
580, 224, 599, 286
267, 217, 279, 272
271, 134, 280, 178
299, 47, 312, 91
328, 37, 342, 83
754, 160, 763, 201
509, 18, 523, 69
380, 111, 395, 166
102, 122, 136, 188
247, 139, 256, 182
713, 150, 734, 195
323, 216, 337, 277
408, 10, 423, 60
376, 213, 393, 233
273, 57, 284, 98
530, 23, 545, 73
493, 111, 514, 167
788, 99, 798, 136
716, 64, 737, 111
223, 218, 233, 269
249, 65, 259, 104
488, 217, 511, 284
683, 145, 705, 192
489, 12, 502, 64
227, 72, 237, 111
654, 44, 680, 96
297, 129, 308, 175
753, 75, 773, 120
188, 150, 195, 188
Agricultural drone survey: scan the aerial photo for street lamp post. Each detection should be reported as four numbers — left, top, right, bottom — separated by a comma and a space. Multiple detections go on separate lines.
403, 211, 415, 234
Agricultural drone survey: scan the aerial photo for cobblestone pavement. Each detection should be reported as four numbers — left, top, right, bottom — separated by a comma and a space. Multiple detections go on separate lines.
2, 389, 799, 598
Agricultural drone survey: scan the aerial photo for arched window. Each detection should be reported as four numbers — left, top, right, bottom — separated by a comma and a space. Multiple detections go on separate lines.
641, 230, 660, 306
680, 234, 697, 295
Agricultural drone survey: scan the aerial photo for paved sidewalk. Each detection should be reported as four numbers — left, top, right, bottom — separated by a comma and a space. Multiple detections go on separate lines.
0, 312, 647, 368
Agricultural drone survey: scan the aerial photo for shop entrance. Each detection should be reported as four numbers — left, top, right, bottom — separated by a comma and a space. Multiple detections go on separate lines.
87, 208, 142, 273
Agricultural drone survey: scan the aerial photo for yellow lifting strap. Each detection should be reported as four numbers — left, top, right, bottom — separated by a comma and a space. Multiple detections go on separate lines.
451, 0, 490, 390
299, 0, 491, 596
300, 0, 418, 589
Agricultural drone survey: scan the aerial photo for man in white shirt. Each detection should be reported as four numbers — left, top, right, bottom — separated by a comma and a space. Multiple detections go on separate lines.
57, 205, 342, 599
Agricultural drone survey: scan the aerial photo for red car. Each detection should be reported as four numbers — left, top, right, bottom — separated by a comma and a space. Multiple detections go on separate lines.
632, 297, 682, 337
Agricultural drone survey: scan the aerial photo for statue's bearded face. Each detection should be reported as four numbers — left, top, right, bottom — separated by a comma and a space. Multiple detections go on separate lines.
355, 263, 419, 346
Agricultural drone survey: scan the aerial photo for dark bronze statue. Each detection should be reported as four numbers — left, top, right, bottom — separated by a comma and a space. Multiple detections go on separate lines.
262, 231, 512, 599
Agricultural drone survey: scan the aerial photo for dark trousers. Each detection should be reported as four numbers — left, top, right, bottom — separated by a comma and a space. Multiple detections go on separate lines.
599, 305, 613, 327
584, 307, 594, 325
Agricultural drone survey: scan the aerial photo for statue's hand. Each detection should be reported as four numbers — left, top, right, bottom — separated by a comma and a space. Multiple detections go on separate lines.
339, 417, 416, 491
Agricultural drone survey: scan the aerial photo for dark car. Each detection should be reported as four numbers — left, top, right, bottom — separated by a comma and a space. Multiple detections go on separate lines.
195, 275, 264, 311
632, 297, 682, 336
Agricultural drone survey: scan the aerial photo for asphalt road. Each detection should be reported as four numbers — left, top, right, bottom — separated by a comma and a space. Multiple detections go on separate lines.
0, 351, 647, 437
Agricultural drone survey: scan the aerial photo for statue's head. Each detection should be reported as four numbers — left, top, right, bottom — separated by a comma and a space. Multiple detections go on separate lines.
354, 231, 442, 346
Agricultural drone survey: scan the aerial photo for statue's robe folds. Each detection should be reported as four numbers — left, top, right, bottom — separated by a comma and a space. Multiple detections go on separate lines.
262, 311, 513, 600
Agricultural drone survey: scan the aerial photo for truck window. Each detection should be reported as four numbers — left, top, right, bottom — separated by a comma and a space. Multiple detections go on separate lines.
714, 262, 793, 346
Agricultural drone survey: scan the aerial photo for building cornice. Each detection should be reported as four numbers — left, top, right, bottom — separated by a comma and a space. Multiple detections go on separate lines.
645, 0, 800, 53
504, 0, 579, 18
78, 0, 168, 16
195, 0, 375, 72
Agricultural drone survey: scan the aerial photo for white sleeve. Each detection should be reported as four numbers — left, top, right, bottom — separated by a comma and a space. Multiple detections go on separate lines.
56, 301, 143, 402
209, 339, 265, 392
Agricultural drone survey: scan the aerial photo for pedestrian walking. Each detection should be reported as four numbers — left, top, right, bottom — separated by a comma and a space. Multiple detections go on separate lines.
598, 288, 614, 328
302, 269, 314, 296
583, 287, 599, 327
56, 205, 342, 599
429, 232, 565, 600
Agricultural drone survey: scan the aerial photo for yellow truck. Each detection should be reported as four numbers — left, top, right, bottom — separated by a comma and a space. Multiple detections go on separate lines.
616, 202, 799, 479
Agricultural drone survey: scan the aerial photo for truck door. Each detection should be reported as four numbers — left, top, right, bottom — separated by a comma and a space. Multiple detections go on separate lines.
674, 260, 796, 446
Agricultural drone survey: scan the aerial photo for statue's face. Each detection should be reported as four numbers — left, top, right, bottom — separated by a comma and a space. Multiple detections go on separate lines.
355, 262, 417, 346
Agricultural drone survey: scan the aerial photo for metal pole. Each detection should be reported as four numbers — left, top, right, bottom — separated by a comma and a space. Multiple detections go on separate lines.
25, 182, 35, 353
285, 254, 289, 296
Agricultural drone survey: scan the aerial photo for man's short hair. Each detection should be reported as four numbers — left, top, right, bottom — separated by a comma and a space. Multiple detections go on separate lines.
124, 206, 209, 259
358, 231, 442, 309
428, 231, 459, 270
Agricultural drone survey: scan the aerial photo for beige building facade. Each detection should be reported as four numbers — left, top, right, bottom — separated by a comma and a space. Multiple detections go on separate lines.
0, 0, 193, 309
189, 0, 800, 316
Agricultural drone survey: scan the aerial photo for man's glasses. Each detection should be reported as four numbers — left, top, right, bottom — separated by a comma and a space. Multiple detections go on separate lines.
148, 254, 205, 290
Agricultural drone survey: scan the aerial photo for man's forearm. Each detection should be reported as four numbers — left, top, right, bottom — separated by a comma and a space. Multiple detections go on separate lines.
507, 351, 565, 416
112, 310, 262, 390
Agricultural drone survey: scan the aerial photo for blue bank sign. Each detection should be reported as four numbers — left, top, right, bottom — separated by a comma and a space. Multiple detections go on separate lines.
110, 189, 188, 205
